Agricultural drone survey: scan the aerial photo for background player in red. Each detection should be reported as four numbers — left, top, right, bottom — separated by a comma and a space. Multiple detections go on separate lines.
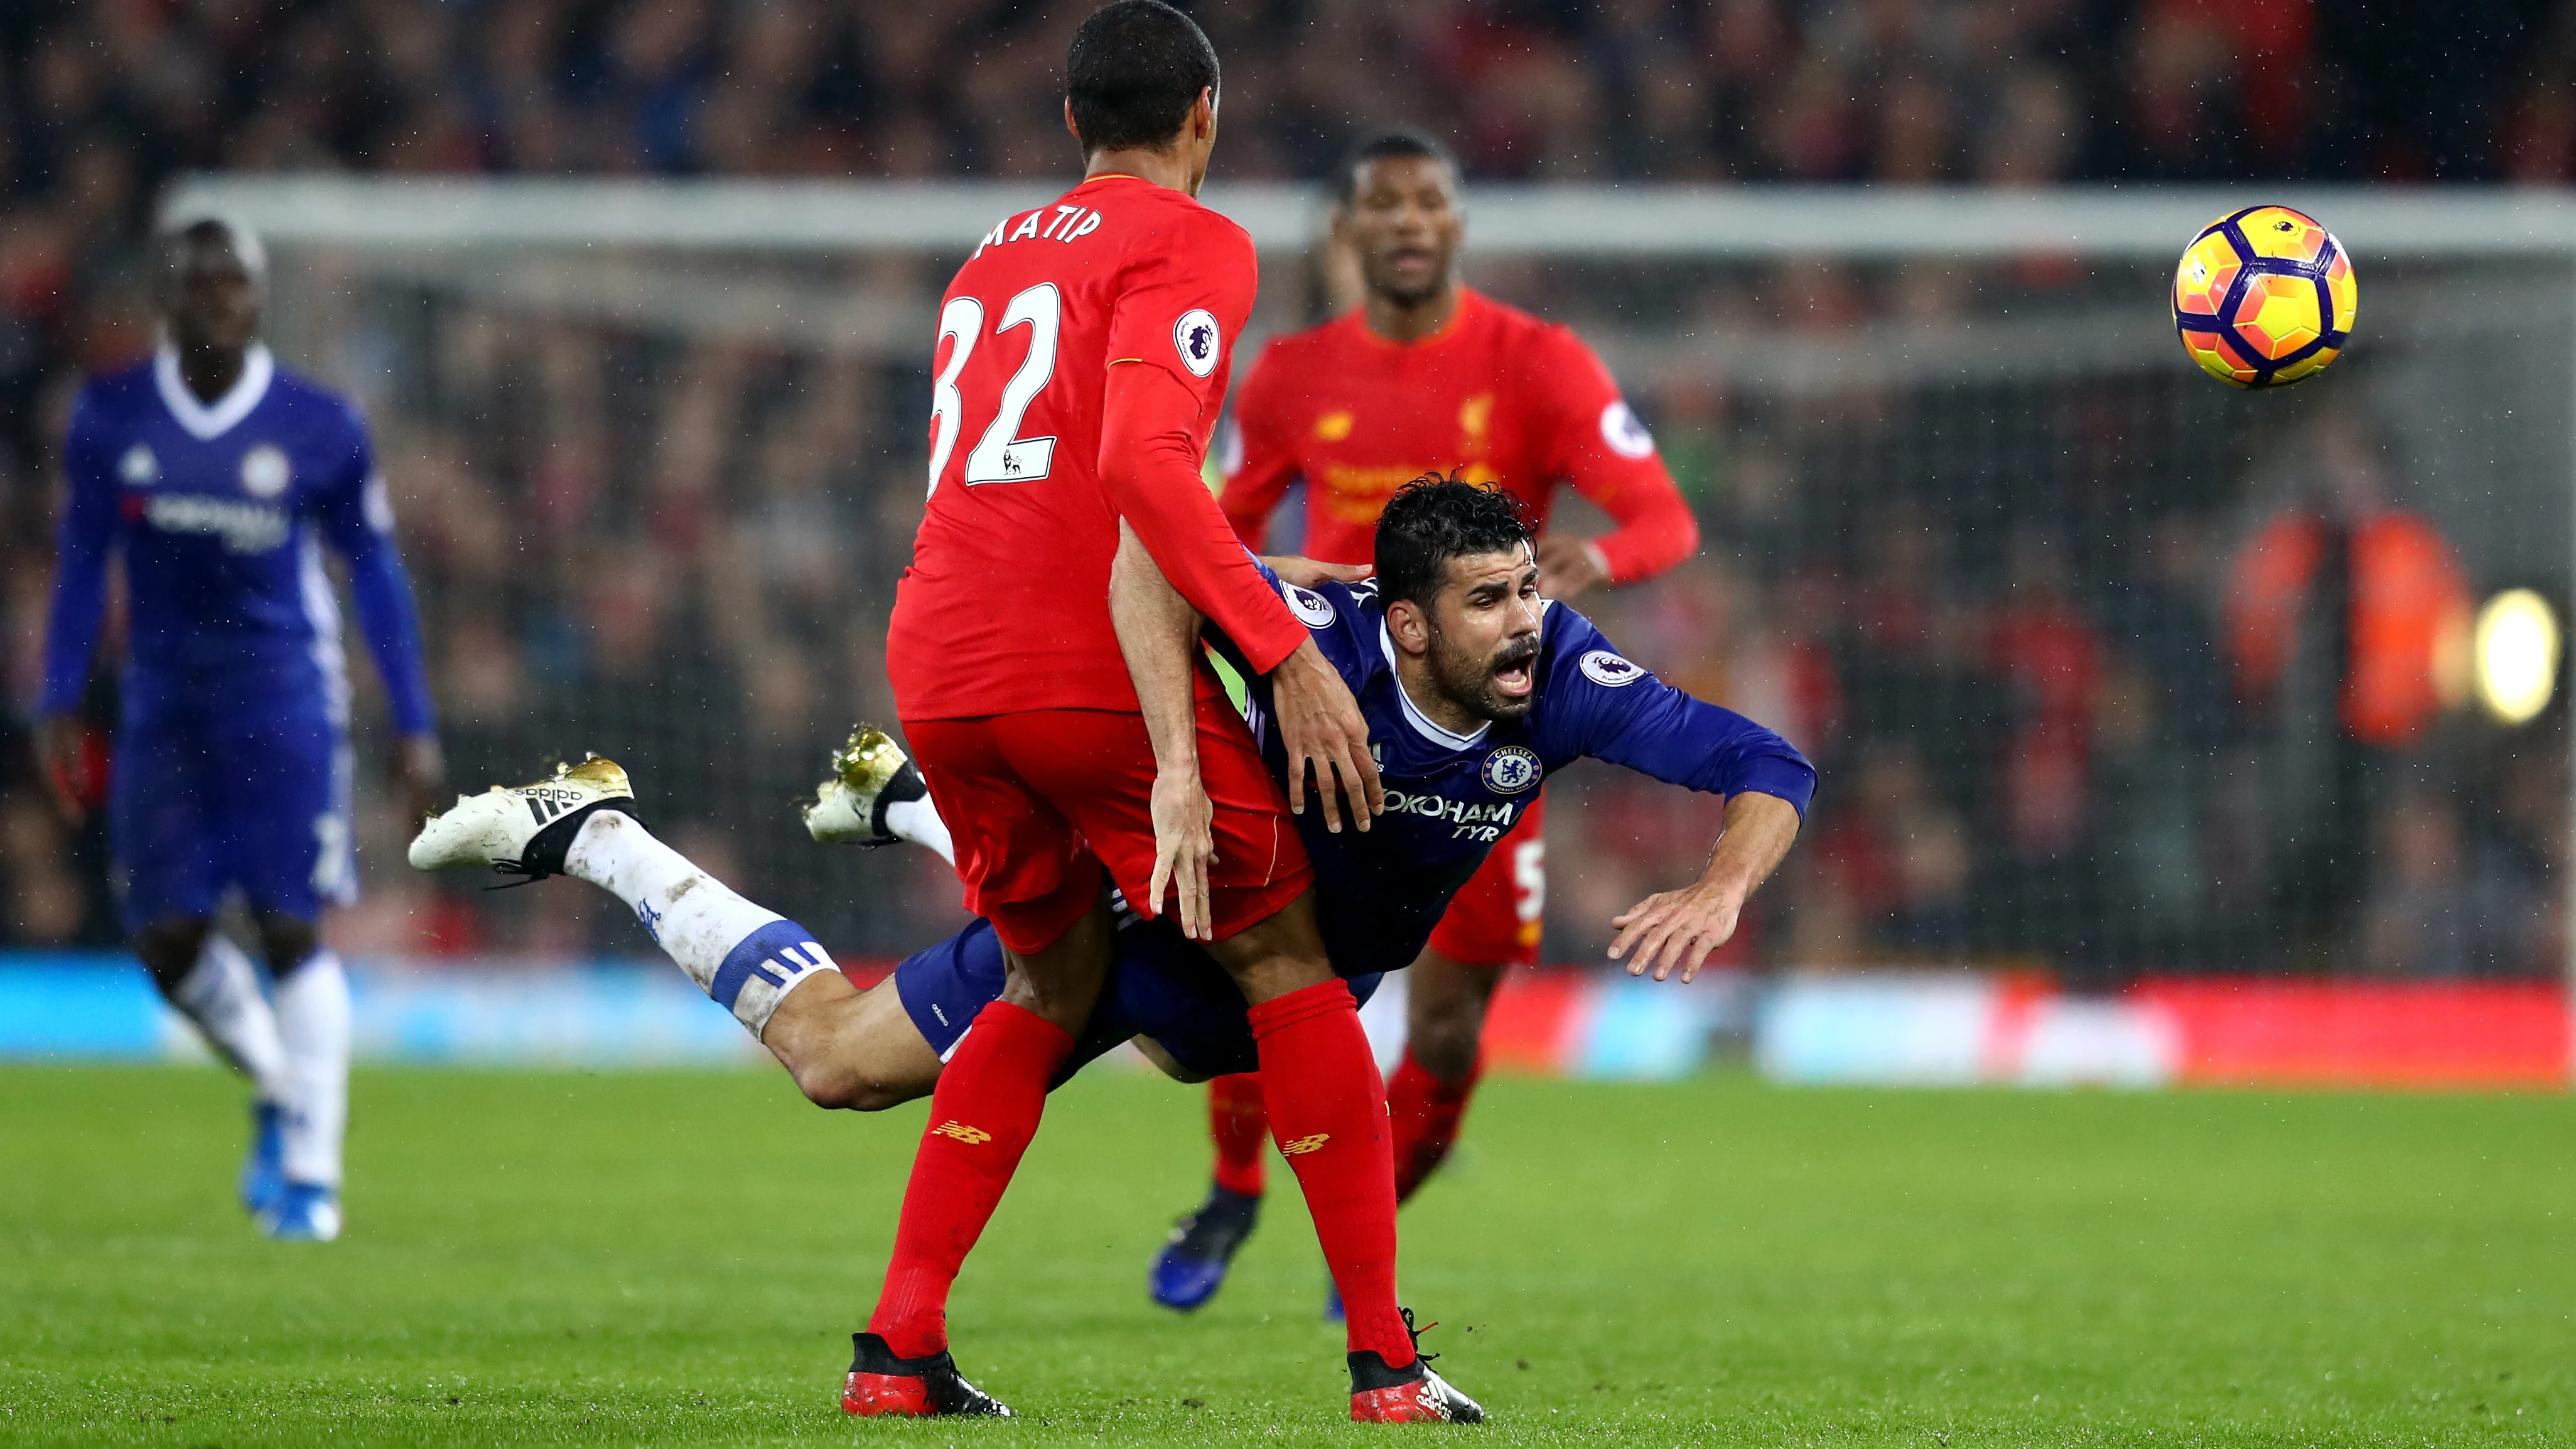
1151, 128, 1703, 1312
864, 4, 1473, 1424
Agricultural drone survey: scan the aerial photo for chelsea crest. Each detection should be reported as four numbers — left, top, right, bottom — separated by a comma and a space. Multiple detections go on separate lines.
1480, 745, 1541, 794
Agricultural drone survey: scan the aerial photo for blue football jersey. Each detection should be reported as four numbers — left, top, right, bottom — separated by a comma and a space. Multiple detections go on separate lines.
1204, 561, 1816, 978
41, 345, 434, 735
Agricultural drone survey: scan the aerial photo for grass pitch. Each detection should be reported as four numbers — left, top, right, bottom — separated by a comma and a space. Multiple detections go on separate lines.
1, 1065, 2570, 1446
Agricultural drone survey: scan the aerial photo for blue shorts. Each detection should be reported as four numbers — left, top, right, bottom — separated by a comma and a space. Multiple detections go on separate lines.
895, 916, 1382, 1084
110, 687, 354, 932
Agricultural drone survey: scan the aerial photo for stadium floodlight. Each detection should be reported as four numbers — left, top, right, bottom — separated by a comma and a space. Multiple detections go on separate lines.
157, 176, 2576, 1021
2476, 589, 2560, 726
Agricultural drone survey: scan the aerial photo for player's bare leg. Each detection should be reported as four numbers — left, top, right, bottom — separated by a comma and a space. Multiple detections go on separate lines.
757, 973, 942, 1111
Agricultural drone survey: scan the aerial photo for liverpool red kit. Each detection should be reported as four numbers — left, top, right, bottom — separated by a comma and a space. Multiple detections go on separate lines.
1219, 286, 1696, 583
885, 173, 1312, 951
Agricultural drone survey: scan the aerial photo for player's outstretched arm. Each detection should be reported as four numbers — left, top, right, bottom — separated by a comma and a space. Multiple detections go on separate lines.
1548, 608, 1814, 981
1109, 522, 1217, 942
1607, 790, 1801, 983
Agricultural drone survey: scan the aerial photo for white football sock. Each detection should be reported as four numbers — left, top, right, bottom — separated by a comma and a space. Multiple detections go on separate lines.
272, 950, 351, 1190
564, 811, 838, 1038
883, 794, 955, 865
170, 934, 292, 1104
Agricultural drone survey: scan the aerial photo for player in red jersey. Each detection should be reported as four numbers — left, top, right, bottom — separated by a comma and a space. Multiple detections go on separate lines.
1150, 129, 1703, 1313
863, 5, 1474, 1425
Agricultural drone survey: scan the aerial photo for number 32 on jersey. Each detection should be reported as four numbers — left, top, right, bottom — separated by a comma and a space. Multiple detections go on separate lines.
926, 283, 1061, 493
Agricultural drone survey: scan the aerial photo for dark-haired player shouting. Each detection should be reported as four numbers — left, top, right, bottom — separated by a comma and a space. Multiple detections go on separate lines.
858, 0, 1439, 1423
1163, 129, 1705, 1310
409, 478, 1808, 1423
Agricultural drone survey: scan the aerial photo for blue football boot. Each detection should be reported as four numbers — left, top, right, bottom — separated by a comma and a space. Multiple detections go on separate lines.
1325, 1279, 1345, 1323
238, 1100, 287, 1218
259, 1181, 342, 1242
1149, 1185, 1260, 1311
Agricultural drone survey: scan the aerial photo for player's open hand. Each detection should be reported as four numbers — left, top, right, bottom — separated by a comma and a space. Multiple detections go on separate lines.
1607, 879, 1745, 984
1260, 556, 1373, 590
1269, 638, 1383, 834
1145, 763, 1218, 941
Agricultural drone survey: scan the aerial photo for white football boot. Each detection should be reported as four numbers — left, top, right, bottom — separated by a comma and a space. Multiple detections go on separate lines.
408, 755, 639, 880
802, 726, 930, 847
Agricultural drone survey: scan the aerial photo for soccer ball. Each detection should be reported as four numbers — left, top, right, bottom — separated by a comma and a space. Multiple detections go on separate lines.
2172, 206, 2357, 388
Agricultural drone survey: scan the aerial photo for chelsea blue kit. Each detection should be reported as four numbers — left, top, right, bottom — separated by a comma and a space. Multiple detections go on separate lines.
893, 562, 1815, 1079
41, 345, 436, 930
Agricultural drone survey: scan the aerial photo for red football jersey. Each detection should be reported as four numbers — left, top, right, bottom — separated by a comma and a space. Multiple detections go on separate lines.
1219, 288, 1696, 581
889, 174, 1296, 721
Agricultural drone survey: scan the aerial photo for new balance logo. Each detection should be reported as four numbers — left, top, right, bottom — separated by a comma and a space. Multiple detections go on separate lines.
932, 1121, 993, 1145
1281, 1133, 1331, 1156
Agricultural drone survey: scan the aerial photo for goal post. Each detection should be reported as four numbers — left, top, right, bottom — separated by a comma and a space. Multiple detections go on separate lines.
159, 175, 2576, 1008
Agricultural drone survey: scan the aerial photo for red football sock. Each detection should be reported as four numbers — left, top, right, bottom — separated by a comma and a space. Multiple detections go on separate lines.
866, 999, 1071, 1361
1389, 1047, 1485, 1203
1207, 1072, 1270, 1197
1248, 979, 1414, 1370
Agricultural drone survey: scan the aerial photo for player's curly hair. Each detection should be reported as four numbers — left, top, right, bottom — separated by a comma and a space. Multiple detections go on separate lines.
1067, 1, 1220, 154
1375, 473, 1534, 611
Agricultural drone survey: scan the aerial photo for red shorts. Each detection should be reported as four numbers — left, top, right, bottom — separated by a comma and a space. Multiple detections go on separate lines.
902, 701, 1312, 956
1425, 795, 1547, 969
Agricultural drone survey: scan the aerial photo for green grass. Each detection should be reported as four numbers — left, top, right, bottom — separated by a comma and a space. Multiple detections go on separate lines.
1, 1065, 2570, 1446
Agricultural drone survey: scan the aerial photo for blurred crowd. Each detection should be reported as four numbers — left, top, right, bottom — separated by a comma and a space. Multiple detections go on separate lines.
1569, 392, 2567, 983
1, 0, 2570, 979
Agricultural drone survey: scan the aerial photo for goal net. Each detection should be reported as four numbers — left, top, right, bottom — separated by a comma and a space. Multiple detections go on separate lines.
163, 177, 2576, 987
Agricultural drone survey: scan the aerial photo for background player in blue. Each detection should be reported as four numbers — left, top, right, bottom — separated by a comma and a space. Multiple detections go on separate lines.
405, 477, 1809, 1312
35, 217, 443, 1243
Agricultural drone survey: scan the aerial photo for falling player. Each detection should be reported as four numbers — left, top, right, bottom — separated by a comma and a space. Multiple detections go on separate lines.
36, 216, 443, 1241
844, 0, 1465, 1423
406, 479, 1810, 1423
1160, 128, 1706, 1310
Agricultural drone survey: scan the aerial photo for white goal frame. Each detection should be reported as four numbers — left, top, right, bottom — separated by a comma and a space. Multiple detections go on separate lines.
161, 176, 2576, 1032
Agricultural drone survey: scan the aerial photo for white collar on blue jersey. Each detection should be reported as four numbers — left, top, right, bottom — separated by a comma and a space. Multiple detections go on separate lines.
154, 342, 276, 441
1377, 620, 1492, 751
